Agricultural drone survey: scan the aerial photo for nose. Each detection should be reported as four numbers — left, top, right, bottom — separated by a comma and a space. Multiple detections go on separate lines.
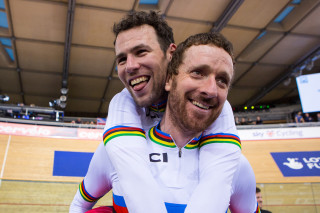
125, 55, 140, 73
200, 76, 218, 98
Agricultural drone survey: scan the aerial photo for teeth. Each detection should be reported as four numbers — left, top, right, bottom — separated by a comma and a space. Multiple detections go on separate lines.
192, 100, 209, 110
131, 77, 148, 86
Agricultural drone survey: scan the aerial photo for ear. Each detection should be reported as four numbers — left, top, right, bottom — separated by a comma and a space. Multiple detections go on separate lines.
166, 43, 176, 61
165, 74, 173, 92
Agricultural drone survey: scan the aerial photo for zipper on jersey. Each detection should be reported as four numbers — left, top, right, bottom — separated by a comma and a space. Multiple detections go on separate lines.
171, 137, 182, 158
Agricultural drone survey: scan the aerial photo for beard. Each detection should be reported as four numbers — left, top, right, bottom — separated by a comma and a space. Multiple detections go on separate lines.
130, 87, 164, 108
167, 78, 222, 135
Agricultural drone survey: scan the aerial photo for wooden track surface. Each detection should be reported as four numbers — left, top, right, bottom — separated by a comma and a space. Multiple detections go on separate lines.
256, 182, 320, 213
242, 138, 320, 183
0, 135, 9, 175
2, 135, 100, 182
0, 180, 112, 213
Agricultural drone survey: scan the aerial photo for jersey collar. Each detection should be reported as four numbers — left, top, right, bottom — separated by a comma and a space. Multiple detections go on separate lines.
148, 100, 167, 112
148, 122, 201, 149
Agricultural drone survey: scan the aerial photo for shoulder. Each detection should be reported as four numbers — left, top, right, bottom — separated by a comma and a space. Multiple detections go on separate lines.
204, 100, 238, 135
218, 100, 232, 117
110, 88, 135, 108
105, 88, 145, 128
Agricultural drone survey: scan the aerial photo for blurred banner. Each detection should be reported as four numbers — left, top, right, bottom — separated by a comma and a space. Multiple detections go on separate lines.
0, 122, 103, 140
238, 126, 320, 140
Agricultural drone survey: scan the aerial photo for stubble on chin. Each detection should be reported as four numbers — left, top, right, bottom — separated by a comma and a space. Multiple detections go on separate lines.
176, 100, 223, 134
167, 88, 199, 134
130, 88, 165, 108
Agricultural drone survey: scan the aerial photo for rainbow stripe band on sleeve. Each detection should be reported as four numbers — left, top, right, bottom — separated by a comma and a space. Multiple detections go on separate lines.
103, 126, 146, 146
199, 133, 241, 149
255, 202, 261, 213
79, 180, 102, 202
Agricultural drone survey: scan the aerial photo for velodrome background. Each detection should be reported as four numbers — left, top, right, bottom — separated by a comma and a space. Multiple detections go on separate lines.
0, 122, 319, 212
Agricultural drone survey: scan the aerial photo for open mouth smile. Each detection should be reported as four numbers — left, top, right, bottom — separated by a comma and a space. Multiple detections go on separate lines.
191, 100, 212, 110
130, 76, 150, 87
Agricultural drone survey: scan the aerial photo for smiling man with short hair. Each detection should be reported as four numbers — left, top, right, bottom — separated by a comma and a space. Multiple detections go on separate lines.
70, 11, 250, 213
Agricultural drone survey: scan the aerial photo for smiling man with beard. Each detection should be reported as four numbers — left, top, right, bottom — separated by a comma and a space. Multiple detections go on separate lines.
159, 32, 258, 213
71, 32, 259, 213
70, 11, 248, 213
165, 45, 231, 138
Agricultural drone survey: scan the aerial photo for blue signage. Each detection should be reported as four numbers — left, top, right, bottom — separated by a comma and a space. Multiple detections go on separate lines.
271, 151, 320, 177
53, 151, 93, 177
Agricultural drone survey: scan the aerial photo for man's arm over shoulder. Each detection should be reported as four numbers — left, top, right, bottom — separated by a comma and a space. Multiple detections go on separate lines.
105, 88, 143, 129
205, 100, 237, 134
185, 101, 241, 213
229, 154, 259, 213
104, 89, 166, 213
70, 142, 113, 213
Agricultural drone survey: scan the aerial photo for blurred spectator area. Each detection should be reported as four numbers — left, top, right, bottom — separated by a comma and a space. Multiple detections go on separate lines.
234, 104, 319, 126
1, 103, 319, 129
0, 103, 63, 121
0, 103, 103, 128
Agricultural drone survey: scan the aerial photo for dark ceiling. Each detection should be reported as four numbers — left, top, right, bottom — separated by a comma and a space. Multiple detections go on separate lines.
0, 0, 319, 117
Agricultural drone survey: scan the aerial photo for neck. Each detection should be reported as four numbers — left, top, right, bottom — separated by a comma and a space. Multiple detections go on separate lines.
152, 93, 168, 106
160, 111, 201, 148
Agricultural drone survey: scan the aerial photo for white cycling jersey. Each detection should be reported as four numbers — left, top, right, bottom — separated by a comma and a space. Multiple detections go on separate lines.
70, 122, 258, 213
70, 89, 243, 213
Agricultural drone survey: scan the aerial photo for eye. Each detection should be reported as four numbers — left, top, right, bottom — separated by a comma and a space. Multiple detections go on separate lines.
117, 57, 126, 65
190, 70, 203, 78
137, 49, 148, 56
216, 77, 229, 88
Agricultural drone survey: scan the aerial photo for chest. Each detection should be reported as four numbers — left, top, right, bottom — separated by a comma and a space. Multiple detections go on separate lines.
146, 139, 199, 203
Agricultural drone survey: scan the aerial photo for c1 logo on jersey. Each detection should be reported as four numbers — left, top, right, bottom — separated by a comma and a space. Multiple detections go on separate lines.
149, 153, 168, 162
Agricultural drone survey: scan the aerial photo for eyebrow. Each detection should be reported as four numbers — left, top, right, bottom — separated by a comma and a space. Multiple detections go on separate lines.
188, 64, 232, 80
186, 64, 211, 72
115, 44, 150, 60
189, 64, 209, 70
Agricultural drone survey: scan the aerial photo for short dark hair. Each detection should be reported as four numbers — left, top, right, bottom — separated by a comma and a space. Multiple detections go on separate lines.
167, 32, 235, 77
256, 187, 261, 193
113, 10, 174, 53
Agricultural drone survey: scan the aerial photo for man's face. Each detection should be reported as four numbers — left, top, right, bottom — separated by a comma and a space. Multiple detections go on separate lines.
165, 45, 233, 133
256, 192, 263, 208
115, 24, 174, 107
